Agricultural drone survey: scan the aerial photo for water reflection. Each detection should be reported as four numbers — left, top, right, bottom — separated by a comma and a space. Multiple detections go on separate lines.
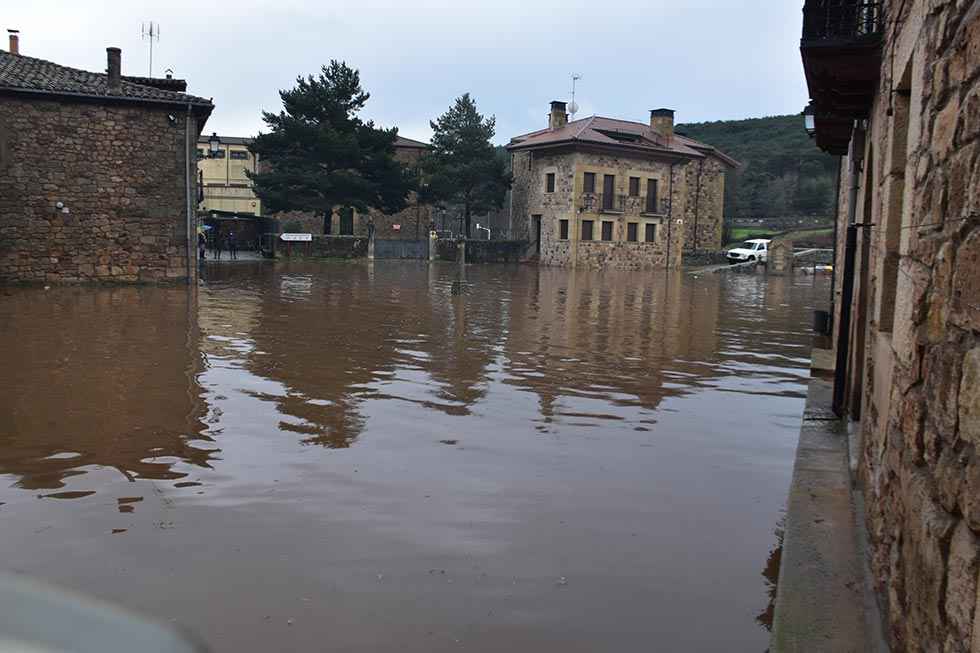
0, 287, 212, 492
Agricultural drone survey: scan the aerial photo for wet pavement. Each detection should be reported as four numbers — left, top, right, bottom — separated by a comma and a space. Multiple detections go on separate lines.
0, 261, 829, 652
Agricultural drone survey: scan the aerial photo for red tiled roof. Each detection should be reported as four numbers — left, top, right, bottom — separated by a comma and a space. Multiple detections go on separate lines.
395, 135, 429, 149
508, 115, 737, 166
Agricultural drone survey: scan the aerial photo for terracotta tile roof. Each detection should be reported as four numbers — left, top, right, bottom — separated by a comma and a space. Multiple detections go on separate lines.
0, 50, 213, 110
507, 115, 736, 166
394, 135, 429, 149
673, 133, 740, 168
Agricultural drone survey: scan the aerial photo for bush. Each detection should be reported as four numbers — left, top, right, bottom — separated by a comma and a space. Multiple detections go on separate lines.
283, 220, 302, 234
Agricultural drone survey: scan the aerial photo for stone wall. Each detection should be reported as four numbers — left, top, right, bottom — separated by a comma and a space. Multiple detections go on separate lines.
0, 97, 199, 283
832, 2, 980, 650
517, 148, 686, 270
683, 155, 727, 252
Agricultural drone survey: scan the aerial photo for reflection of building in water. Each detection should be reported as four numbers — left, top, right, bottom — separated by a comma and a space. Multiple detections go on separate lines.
503, 268, 719, 417
0, 287, 210, 491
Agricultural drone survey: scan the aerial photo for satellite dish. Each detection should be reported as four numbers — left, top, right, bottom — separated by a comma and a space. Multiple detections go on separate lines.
568, 100, 579, 116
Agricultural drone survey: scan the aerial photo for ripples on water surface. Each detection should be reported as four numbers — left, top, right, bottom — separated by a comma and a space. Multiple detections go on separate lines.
0, 262, 828, 652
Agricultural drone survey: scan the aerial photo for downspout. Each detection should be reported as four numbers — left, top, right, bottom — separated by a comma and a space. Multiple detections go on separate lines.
832, 125, 864, 416
693, 158, 703, 251
185, 103, 195, 283
830, 157, 842, 308
665, 162, 675, 270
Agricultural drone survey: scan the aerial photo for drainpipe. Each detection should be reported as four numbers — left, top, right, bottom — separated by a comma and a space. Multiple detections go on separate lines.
665, 165, 672, 269
185, 104, 195, 283
693, 158, 703, 251
832, 124, 864, 416
830, 157, 842, 308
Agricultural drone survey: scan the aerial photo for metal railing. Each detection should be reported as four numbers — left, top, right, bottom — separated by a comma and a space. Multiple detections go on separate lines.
802, 0, 884, 42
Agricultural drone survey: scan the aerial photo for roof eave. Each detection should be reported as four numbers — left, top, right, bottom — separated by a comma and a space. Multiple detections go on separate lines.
0, 85, 214, 114
507, 138, 701, 162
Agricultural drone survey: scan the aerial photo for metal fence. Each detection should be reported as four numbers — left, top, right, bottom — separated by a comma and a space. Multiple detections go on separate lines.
374, 239, 428, 259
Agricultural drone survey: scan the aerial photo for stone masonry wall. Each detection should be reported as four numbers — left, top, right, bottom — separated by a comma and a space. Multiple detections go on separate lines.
840, 2, 980, 650
0, 96, 197, 283
683, 155, 727, 252
518, 147, 686, 270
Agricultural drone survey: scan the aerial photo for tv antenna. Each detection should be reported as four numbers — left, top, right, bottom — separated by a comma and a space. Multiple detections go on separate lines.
569, 74, 582, 118
140, 21, 160, 77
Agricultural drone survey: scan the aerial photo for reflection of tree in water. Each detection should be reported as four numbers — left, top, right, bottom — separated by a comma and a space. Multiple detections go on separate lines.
0, 287, 212, 491
235, 263, 519, 445
756, 517, 785, 637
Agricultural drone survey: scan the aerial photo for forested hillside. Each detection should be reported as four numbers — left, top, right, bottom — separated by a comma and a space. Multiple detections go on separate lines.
677, 114, 839, 221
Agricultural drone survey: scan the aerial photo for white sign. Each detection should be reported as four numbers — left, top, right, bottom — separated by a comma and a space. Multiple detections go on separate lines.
280, 233, 312, 242
393, 224, 401, 231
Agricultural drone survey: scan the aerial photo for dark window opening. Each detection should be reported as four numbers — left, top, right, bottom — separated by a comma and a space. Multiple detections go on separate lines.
545, 173, 556, 193
339, 208, 354, 235
627, 223, 638, 242
584, 172, 596, 194
646, 179, 658, 213
601, 221, 613, 241
230, 150, 249, 160
581, 220, 594, 241
628, 177, 640, 197
645, 223, 657, 242
602, 174, 615, 210
559, 219, 569, 240
213, 150, 226, 159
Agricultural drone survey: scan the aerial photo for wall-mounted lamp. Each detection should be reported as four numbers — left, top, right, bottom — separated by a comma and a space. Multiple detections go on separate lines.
803, 103, 816, 138
208, 132, 221, 158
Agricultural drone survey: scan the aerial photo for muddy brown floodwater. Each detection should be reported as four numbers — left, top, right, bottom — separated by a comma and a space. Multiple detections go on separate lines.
0, 261, 829, 652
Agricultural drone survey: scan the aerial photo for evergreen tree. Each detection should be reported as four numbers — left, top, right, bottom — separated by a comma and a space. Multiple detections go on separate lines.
248, 61, 413, 225
422, 94, 511, 238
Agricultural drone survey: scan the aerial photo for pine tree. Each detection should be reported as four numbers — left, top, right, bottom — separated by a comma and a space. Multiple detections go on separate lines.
422, 94, 511, 238
248, 61, 413, 226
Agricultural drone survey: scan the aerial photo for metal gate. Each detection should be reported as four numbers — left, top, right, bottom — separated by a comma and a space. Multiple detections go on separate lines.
374, 239, 428, 259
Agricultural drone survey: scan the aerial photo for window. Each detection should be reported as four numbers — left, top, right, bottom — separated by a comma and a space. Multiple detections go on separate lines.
559, 219, 569, 240
214, 149, 226, 159
230, 150, 249, 160
601, 221, 613, 241
584, 172, 596, 194
629, 177, 640, 197
545, 173, 556, 193
196, 148, 205, 158
602, 174, 615, 209
627, 223, 638, 242
581, 220, 594, 241
646, 179, 658, 213
645, 223, 657, 242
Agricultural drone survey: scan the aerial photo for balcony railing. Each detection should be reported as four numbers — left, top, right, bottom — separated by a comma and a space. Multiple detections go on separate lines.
581, 193, 669, 215
802, 0, 883, 44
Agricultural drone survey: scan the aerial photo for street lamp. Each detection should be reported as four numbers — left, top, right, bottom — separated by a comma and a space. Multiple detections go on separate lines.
208, 132, 221, 157
803, 103, 816, 137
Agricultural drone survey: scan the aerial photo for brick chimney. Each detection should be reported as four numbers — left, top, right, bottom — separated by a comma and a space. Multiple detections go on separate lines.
549, 101, 568, 130
106, 47, 121, 92
7, 29, 19, 55
650, 108, 675, 142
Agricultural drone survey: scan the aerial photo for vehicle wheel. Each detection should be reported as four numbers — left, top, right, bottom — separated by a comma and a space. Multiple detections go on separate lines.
748, 256, 756, 262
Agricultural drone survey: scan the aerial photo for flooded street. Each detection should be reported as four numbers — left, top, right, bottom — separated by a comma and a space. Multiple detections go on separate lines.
0, 262, 828, 652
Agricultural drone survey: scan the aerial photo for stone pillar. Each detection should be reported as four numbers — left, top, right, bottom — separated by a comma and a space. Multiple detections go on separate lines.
429, 230, 437, 262
367, 232, 375, 260
459, 238, 466, 265
768, 239, 793, 275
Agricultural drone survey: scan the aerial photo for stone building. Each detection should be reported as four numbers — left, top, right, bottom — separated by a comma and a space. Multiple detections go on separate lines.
0, 37, 212, 283
274, 135, 431, 240
197, 135, 261, 216
802, 0, 980, 649
507, 102, 736, 270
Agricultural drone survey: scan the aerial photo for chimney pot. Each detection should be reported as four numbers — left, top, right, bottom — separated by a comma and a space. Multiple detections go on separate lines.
7, 29, 19, 55
106, 47, 121, 92
549, 100, 568, 131
650, 108, 675, 142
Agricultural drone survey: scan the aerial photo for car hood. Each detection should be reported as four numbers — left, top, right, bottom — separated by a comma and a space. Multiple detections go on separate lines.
727, 248, 755, 256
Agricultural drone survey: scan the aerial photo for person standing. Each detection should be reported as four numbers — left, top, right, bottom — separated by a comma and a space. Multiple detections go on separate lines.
198, 231, 207, 260
228, 232, 238, 261
213, 231, 222, 261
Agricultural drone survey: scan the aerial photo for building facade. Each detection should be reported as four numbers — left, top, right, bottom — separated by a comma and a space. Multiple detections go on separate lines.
0, 39, 212, 283
802, 0, 980, 649
507, 103, 735, 269
197, 135, 261, 216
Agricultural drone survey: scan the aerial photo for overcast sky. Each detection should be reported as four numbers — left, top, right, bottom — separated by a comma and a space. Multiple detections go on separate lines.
7, 1, 808, 144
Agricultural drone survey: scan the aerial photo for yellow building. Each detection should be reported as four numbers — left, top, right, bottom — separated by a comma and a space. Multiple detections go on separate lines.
197, 134, 261, 215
